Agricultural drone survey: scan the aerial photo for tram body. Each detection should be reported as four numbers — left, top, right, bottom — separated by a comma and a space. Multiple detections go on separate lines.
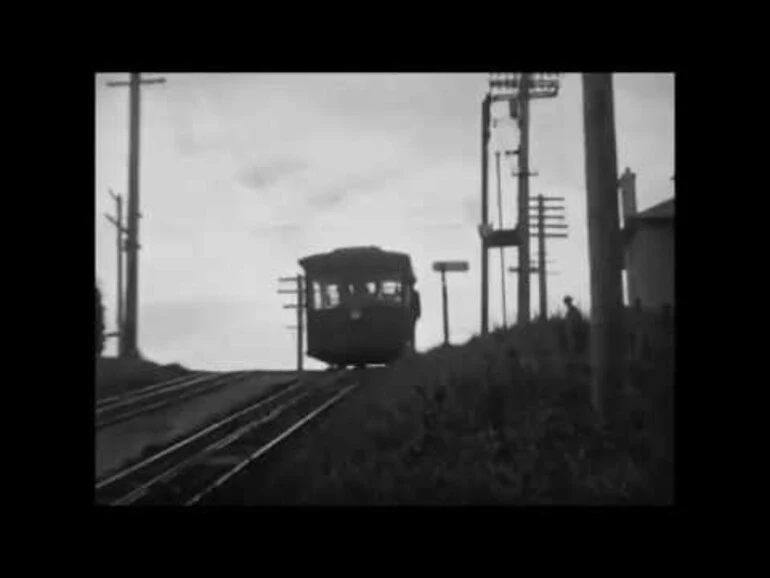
299, 246, 421, 368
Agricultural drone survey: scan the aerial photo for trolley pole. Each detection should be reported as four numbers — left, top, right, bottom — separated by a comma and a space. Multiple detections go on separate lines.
103, 189, 129, 356
106, 73, 166, 359
582, 73, 624, 422
480, 94, 491, 335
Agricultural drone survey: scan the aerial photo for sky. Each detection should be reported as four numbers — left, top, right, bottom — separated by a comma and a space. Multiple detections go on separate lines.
95, 72, 675, 371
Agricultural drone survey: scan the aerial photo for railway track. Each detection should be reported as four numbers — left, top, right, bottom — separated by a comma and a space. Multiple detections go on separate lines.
96, 370, 257, 430
95, 370, 359, 506
96, 371, 210, 408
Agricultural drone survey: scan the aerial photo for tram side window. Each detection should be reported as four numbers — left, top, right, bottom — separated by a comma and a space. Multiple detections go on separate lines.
325, 284, 341, 308
313, 281, 340, 309
312, 281, 323, 310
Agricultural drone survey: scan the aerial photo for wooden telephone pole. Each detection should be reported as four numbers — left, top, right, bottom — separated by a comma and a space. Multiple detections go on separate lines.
480, 94, 492, 335
279, 275, 305, 373
582, 73, 624, 422
480, 73, 560, 330
516, 74, 532, 325
495, 151, 508, 328
103, 189, 128, 356
529, 194, 568, 320
105, 73, 166, 358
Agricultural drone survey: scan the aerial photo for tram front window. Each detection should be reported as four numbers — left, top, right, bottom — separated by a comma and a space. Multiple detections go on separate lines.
313, 281, 340, 309
346, 280, 378, 298
380, 280, 402, 303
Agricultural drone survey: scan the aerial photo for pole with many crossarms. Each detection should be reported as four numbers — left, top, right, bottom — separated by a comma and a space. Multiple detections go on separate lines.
105, 73, 166, 358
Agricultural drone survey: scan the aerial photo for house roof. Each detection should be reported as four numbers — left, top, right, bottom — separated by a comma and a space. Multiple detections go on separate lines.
622, 198, 674, 245
635, 198, 674, 220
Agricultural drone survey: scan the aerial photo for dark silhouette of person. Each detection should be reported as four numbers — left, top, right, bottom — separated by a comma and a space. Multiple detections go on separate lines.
407, 285, 421, 352
352, 280, 367, 296
564, 295, 587, 356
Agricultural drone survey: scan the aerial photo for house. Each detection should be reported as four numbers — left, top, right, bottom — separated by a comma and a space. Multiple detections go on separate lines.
619, 168, 675, 311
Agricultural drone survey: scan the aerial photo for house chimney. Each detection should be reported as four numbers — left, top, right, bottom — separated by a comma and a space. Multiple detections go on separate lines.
619, 167, 637, 224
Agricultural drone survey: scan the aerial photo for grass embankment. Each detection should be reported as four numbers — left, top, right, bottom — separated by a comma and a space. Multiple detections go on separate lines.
226, 312, 674, 505
95, 357, 194, 400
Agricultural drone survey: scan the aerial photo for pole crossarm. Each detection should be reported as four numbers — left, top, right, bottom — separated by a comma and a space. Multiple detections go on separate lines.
508, 267, 558, 274
107, 77, 167, 87
488, 73, 561, 98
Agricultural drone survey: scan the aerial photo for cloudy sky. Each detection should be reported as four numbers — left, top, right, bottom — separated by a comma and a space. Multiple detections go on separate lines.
95, 72, 674, 371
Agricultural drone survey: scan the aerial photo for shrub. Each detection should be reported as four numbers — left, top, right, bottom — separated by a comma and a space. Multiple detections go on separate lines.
96, 284, 105, 357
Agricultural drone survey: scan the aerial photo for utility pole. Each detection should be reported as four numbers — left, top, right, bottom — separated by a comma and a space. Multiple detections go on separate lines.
484, 73, 560, 327
529, 195, 567, 320
536, 194, 545, 319
517, 74, 531, 325
106, 73, 166, 359
103, 189, 128, 356
480, 94, 492, 335
441, 270, 449, 344
495, 151, 507, 328
433, 261, 469, 345
582, 73, 624, 423
279, 275, 305, 373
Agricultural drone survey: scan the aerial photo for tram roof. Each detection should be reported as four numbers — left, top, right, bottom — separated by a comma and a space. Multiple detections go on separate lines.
299, 246, 416, 282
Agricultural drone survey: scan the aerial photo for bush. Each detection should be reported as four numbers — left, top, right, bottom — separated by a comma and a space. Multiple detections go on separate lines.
226, 313, 674, 505
96, 284, 105, 357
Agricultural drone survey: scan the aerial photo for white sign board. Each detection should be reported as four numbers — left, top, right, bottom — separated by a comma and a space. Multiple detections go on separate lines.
433, 261, 469, 273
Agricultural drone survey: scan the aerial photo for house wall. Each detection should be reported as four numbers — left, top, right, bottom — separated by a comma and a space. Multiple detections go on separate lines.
626, 222, 675, 310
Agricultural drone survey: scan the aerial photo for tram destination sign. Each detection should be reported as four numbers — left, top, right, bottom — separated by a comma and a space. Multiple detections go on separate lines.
433, 261, 469, 273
